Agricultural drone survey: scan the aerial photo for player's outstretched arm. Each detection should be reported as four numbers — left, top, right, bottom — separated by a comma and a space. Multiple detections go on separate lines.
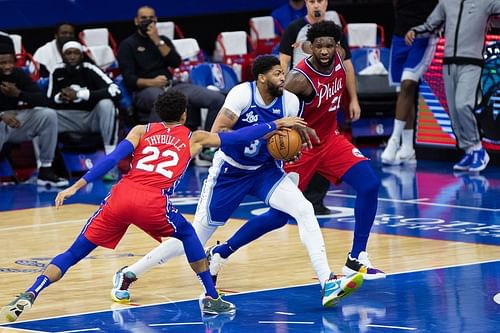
189, 117, 307, 158
55, 125, 145, 208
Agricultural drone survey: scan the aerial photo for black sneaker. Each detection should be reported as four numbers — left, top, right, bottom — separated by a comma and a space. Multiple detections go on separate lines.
313, 204, 331, 215
37, 167, 69, 187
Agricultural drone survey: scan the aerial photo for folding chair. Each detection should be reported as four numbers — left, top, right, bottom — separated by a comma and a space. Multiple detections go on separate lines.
156, 21, 185, 40
79, 28, 119, 76
9, 34, 39, 81
345, 23, 385, 48
325, 10, 347, 27
214, 31, 253, 81
249, 16, 281, 55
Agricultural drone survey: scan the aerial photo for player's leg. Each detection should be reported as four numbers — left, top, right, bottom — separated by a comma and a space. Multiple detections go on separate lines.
394, 36, 436, 164
1, 234, 97, 322
170, 210, 236, 315
382, 35, 409, 164
111, 161, 249, 301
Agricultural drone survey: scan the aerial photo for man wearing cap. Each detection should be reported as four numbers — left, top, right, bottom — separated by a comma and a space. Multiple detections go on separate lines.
48, 41, 121, 160
0, 42, 68, 187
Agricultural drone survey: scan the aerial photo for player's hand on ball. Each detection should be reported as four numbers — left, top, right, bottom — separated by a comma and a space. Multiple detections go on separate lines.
274, 116, 307, 131
296, 126, 320, 149
285, 151, 302, 164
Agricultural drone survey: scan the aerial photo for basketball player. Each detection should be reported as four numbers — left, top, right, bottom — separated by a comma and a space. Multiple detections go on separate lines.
111, 55, 363, 308
0, 90, 304, 322
208, 21, 385, 281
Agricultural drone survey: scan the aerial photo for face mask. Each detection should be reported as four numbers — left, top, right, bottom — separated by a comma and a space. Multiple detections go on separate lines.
314, 10, 321, 18
139, 19, 153, 34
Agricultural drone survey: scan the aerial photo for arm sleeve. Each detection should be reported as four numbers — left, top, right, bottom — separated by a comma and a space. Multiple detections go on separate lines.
162, 37, 182, 68
84, 63, 122, 103
117, 40, 139, 91
412, 3, 445, 35
82, 139, 134, 183
219, 122, 277, 145
17, 70, 48, 106
222, 82, 252, 117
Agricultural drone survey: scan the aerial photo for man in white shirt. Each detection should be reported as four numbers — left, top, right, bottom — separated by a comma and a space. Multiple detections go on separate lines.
33, 23, 76, 77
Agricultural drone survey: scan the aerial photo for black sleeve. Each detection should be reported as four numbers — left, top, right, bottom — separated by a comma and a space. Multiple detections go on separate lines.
340, 34, 351, 60
162, 36, 182, 68
85, 64, 122, 103
117, 39, 139, 92
279, 23, 300, 56
17, 70, 48, 106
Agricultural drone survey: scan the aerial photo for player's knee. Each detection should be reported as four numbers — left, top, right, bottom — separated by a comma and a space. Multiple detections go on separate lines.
360, 173, 380, 198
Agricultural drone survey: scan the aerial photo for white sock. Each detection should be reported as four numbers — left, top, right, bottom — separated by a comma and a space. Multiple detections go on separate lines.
104, 144, 116, 155
401, 129, 414, 149
390, 119, 405, 142
40, 162, 52, 168
124, 219, 217, 278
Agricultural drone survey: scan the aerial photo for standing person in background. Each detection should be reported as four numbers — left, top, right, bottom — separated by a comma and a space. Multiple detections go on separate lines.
279, 0, 360, 215
0, 42, 68, 187
381, 0, 438, 165
406, 0, 500, 172
272, 0, 307, 31
118, 5, 225, 166
33, 23, 77, 77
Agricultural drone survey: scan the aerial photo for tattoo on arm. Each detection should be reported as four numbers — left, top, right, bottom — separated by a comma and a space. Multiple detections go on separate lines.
222, 109, 237, 120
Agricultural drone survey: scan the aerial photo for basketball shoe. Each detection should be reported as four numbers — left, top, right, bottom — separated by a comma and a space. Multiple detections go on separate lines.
199, 292, 236, 316
322, 272, 363, 307
342, 251, 386, 280
205, 245, 227, 284
111, 266, 137, 303
394, 146, 417, 165
1, 292, 35, 322
381, 138, 400, 165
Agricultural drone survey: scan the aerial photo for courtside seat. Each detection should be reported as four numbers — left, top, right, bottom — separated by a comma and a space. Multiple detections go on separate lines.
157, 21, 185, 40
249, 16, 281, 55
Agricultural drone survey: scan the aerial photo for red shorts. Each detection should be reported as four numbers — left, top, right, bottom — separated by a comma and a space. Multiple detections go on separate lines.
285, 132, 368, 190
83, 178, 176, 249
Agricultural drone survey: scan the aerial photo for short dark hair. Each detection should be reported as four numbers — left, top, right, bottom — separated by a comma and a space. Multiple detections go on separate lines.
307, 21, 342, 43
251, 55, 281, 80
55, 22, 76, 34
153, 90, 188, 122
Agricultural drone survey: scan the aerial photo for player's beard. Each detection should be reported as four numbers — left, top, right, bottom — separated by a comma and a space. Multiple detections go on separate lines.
268, 82, 283, 97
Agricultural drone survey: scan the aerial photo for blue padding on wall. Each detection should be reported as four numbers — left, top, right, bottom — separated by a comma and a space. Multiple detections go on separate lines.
1, 0, 287, 30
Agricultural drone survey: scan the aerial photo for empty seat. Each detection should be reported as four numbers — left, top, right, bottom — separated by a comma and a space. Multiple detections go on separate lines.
156, 21, 184, 40
249, 16, 281, 55
79, 28, 118, 72
345, 23, 385, 48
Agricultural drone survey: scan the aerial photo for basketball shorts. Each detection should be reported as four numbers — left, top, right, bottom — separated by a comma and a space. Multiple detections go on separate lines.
196, 157, 286, 226
285, 132, 368, 190
389, 35, 436, 86
82, 178, 181, 249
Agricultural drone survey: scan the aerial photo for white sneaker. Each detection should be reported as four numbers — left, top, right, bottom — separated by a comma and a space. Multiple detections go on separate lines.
206, 245, 228, 284
394, 146, 416, 165
381, 138, 400, 165
342, 251, 386, 280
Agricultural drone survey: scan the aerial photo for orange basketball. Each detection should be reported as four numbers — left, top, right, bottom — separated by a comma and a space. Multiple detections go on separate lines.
267, 128, 302, 161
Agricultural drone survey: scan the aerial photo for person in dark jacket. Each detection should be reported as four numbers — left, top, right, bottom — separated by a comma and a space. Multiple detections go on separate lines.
48, 41, 121, 156
0, 42, 68, 187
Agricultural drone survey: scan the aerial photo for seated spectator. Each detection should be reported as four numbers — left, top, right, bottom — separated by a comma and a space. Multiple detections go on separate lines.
118, 5, 226, 166
272, 0, 307, 32
33, 23, 77, 77
48, 41, 121, 167
0, 42, 68, 187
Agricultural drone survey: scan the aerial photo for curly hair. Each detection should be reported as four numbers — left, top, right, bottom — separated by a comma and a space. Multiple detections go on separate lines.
306, 21, 342, 43
153, 90, 188, 122
251, 55, 281, 80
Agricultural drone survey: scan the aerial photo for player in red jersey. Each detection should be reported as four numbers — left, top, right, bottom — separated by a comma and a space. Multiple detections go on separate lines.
1, 90, 305, 322
208, 21, 385, 284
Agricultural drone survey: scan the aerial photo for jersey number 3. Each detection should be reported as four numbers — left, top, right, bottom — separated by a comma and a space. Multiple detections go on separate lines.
136, 146, 179, 178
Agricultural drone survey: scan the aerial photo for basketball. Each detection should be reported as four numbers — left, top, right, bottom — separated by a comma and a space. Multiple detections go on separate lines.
267, 128, 302, 161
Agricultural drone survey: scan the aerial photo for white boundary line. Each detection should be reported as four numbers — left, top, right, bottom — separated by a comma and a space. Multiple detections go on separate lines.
2, 259, 498, 326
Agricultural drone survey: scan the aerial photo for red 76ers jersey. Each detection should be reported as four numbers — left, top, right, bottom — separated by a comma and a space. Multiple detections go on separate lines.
293, 53, 346, 143
123, 123, 192, 193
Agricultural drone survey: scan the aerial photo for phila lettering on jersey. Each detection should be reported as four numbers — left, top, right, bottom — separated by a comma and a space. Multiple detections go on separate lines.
220, 81, 299, 167
293, 53, 346, 143
124, 123, 192, 194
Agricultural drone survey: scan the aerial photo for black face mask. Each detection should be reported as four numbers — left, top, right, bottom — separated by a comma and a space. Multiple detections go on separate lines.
314, 10, 321, 18
139, 19, 153, 34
